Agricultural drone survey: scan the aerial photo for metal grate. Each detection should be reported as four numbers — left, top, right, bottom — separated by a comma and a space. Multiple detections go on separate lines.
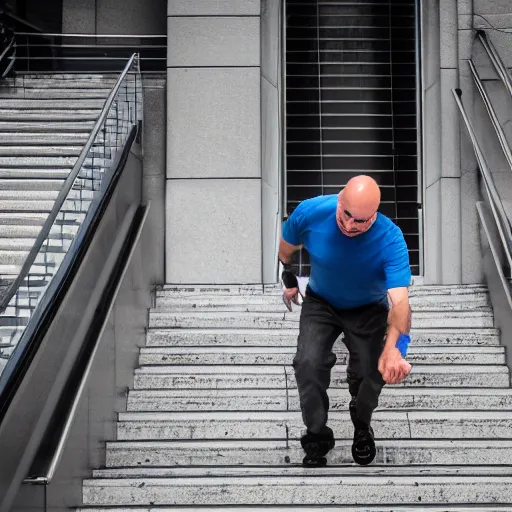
285, 0, 421, 276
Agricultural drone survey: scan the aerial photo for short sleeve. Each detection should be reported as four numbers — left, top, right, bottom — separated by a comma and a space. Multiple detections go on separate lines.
384, 227, 412, 289
282, 201, 307, 246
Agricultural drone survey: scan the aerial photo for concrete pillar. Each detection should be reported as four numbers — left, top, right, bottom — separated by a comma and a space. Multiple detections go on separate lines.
422, 0, 442, 284
439, 0, 462, 284
261, 0, 282, 284
165, 0, 262, 284
458, 0, 485, 284
422, 0, 463, 284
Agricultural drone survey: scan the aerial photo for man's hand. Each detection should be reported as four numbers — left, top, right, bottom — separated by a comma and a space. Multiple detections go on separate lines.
378, 346, 412, 384
281, 268, 302, 311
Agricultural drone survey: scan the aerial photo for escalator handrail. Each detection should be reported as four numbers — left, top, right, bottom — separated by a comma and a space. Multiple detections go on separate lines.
476, 30, 512, 101
452, 88, 512, 274
0, 53, 138, 312
469, 59, 512, 194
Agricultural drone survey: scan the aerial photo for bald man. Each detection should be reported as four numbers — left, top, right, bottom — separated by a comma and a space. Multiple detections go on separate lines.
279, 175, 412, 467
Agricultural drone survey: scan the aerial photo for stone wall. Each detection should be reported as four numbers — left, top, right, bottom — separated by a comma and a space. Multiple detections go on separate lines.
165, 0, 263, 284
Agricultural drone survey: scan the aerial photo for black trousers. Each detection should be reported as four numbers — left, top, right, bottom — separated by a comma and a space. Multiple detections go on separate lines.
292, 287, 389, 434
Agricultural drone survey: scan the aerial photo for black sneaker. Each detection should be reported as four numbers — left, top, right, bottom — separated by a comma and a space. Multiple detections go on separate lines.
300, 427, 335, 467
352, 425, 376, 465
349, 397, 376, 465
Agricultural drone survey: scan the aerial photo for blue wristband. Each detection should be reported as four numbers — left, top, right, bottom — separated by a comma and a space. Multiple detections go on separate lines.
396, 333, 411, 358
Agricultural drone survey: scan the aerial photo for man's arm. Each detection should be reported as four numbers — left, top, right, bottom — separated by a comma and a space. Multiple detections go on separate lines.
279, 237, 302, 265
384, 286, 411, 350
378, 286, 412, 384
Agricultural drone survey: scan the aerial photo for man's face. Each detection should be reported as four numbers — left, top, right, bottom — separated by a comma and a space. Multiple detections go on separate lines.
336, 195, 377, 238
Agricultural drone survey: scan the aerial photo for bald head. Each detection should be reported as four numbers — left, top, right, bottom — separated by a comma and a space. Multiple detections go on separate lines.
336, 175, 381, 237
342, 175, 381, 214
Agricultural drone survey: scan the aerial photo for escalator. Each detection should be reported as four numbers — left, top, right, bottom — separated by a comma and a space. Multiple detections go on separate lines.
285, 0, 421, 275
0, 54, 153, 512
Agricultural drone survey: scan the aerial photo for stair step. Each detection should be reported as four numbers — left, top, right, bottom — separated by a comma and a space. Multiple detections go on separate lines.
0, 110, 100, 122
160, 284, 266, 295
0, 224, 76, 238
91, 464, 512, 479
159, 284, 489, 297
0, 238, 36, 251
77, 505, 512, 512
0, 199, 56, 212
0, 199, 91, 213
20, 79, 117, 89
0, 99, 105, 109
0, 190, 61, 200
155, 292, 491, 308
0, 168, 72, 179
0, 156, 78, 167
23, 89, 113, 99
146, 327, 501, 347
148, 310, 495, 329
0, 250, 28, 266
0, 121, 95, 132
0, 133, 90, 145
0, 264, 19, 277
0, 178, 65, 191
153, 302, 491, 313
104, 439, 512, 468
0, 146, 83, 157
127, 387, 512, 412
115, 410, 512, 442
133, 364, 510, 389
0, 213, 49, 225
81, 472, 512, 506
138, 346, 506, 366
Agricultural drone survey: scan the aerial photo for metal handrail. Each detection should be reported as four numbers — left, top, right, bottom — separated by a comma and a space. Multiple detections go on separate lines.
452, 88, 512, 275
469, 60, 512, 174
0, 34, 15, 77
0, 34, 14, 62
0, 53, 138, 312
0, 10, 44, 34
15, 32, 165, 38
476, 30, 512, 100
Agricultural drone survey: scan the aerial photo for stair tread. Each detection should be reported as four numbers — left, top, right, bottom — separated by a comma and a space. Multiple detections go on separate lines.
140, 346, 504, 354
117, 410, 512, 421
77, 506, 512, 512
134, 363, 508, 374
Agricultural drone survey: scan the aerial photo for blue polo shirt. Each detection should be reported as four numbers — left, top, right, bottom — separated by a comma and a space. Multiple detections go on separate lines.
282, 194, 411, 309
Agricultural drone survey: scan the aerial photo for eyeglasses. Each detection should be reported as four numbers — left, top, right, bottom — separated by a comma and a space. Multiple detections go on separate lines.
342, 209, 374, 224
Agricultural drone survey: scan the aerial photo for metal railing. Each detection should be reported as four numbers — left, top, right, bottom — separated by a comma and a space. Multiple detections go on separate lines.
468, 59, 512, 180
476, 30, 512, 100
0, 33, 15, 77
12, 32, 166, 73
0, 53, 143, 380
453, 88, 512, 278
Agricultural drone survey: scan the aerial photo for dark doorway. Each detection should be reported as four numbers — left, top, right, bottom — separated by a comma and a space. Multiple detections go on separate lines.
285, 0, 422, 276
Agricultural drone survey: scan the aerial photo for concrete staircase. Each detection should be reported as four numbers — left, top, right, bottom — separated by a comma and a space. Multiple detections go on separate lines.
0, 74, 118, 373
78, 284, 512, 510
0, 74, 115, 294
